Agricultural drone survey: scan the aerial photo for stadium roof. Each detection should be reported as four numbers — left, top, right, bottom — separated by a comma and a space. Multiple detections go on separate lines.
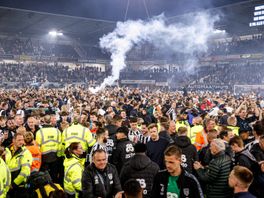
0, 0, 262, 45
0, 0, 254, 21
0, 6, 116, 44
167, 0, 264, 35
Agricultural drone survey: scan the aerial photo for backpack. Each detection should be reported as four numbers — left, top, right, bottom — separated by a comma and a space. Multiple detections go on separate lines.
27, 171, 62, 198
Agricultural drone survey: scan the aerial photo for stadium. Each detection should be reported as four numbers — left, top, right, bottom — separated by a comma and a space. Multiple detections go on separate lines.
0, 0, 264, 198
0, 0, 262, 92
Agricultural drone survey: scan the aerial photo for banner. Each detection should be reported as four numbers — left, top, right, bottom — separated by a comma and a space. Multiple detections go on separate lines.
120, 80, 155, 85
188, 84, 230, 91
19, 55, 32, 61
57, 57, 78, 62
234, 84, 264, 95
96, 59, 109, 64
36, 56, 57, 61
240, 54, 251, 59
155, 82, 168, 86
0, 54, 14, 59
250, 54, 264, 59
78, 59, 96, 63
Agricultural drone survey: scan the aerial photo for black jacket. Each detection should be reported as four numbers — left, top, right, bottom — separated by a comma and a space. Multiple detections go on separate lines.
234, 192, 256, 198
111, 138, 135, 173
199, 144, 212, 166
236, 147, 264, 198
173, 136, 198, 173
140, 114, 152, 125
251, 143, 264, 162
196, 151, 233, 198
224, 142, 233, 158
82, 163, 122, 198
159, 130, 174, 143
1, 130, 13, 148
236, 115, 257, 133
234, 148, 259, 174
120, 154, 159, 198
151, 169, 204, 198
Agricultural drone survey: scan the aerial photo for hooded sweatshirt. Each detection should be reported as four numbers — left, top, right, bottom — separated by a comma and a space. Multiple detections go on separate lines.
235, 148, 259, 175
174, 136, 199, 173
120, 154, 159, 198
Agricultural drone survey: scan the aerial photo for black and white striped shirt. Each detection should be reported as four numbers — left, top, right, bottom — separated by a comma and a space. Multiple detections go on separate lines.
128, 129, 151, 144
88, 139, 115, 163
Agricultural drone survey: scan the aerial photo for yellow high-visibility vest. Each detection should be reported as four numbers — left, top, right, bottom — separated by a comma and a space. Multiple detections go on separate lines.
63, 155, 84, 197
62, 123, 95, 152
176, 120, 191, 137
5, 146, 32, 186
36, 127, 62, 157
227, 125, 240, 136
0, 158, 11, 198
190, 125, 203, 144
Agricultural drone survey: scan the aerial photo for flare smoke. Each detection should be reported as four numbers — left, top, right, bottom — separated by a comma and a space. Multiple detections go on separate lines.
90, 13, 220, 93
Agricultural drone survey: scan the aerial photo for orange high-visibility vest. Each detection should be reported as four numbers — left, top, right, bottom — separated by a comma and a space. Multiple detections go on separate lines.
26, 143, 41, 172
194, 130, 208, 151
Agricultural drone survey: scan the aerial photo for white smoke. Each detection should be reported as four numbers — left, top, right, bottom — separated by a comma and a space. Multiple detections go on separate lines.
89, 12, 220, 93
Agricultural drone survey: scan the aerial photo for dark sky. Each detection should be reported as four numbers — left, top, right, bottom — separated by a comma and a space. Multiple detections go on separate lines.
0, 0, 250, 21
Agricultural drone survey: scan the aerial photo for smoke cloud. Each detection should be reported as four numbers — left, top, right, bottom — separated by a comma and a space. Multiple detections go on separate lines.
89, 12, 220, 93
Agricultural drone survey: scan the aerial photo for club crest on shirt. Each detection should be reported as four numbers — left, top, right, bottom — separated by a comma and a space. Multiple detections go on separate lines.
183, 188, 190, 196
160, 184, 165, 195
108, 173, 113, 180
94, 176, 99, 184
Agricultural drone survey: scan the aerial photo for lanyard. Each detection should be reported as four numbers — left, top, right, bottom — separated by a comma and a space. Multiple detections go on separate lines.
96, 170, 107, 196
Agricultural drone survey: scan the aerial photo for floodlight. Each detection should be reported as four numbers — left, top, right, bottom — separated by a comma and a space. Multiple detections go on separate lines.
48, 31, 63, 37
49, 31, 57, 36
213, 29, 226, 34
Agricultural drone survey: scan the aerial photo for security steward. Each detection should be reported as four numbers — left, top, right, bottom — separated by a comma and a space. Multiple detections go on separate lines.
24, 132, 41, 172
195, 118, 216, 151
36, 115, 62, 183
64, 142, 85, 198
0, 147, 11, 198
62, 115, 95, 158
6, 133, 33, 198
190, 117, 203, 144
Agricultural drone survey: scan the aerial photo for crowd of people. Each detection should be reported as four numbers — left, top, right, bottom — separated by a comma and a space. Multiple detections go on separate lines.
0, 34, 264, 61
0, 38, 79, 59
120, 62, 264, 91
0, 87, 263, 198
0, 37, 111, 60
210, 35, 264, 56
190, 62, 264, 86
120, 68, 170, 82
1, 60, 264, 92
0, 63, 106, 86
125, 35, 264, 61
